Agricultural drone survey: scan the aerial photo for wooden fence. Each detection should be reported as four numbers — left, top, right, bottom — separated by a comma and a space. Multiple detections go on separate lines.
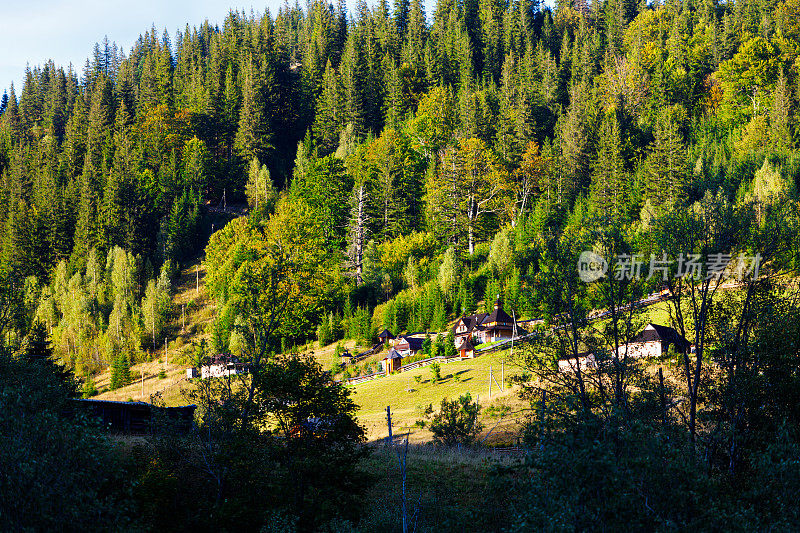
346, 343, 382, 365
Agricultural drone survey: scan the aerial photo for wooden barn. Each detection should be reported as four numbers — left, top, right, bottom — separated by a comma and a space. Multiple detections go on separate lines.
621, 324, 691, 359
68, 399, 196, 434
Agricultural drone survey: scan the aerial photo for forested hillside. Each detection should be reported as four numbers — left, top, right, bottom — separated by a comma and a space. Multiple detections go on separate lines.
4, 0, 800, 530
4, 0, 800, 372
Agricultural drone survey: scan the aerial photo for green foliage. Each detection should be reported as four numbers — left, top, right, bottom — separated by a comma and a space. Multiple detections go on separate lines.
109, 352, 132, 390
430, 361, 442, 382
0, 341, 131, 530
176, 352, 370, 531
428, 393, 483, 446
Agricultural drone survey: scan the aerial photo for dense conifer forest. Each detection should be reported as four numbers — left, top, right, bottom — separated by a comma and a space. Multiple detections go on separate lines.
3, 0, 800, 530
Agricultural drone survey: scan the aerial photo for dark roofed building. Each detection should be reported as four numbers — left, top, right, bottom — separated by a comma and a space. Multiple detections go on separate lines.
456, 335, 475, 358
377, 329, 394, 344
393, 335, 426, 356
480, 297, 516, 341
452, 313, 488, 337
68, 399, 196, 434
452, 298, 523, 356
622, 323, 691, 358
385, 348, 403, 374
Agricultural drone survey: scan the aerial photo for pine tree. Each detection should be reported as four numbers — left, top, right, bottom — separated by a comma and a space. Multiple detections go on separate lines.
394, 0, 411, 35
313, 61, 345, 155
770, 68, 792, 153
646, 112, 686, 206
235, 55, 271, 163
182, 137, 211, 196
558, 80, 595, 192
590, 114, 626, 217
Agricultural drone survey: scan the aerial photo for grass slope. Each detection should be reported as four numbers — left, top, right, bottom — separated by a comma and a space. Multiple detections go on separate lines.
94, 259, 213, 404
349, 349, 528, 443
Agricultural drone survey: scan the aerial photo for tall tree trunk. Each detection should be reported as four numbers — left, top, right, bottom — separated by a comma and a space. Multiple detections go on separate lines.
468, 196, 475, 255
355, 184, 365, 286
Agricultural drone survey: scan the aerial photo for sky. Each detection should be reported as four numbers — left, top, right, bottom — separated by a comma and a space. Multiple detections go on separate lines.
0, 0, 296, 94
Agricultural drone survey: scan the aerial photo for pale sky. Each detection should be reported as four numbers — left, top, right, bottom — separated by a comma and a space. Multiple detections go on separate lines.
0, 0, 294, 94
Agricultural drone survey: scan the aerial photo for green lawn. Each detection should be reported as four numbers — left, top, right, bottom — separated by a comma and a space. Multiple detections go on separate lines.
348, 349, 526, 442
644, 300, 673, 325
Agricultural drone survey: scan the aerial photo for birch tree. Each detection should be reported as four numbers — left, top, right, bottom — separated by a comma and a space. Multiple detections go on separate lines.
425, 137, 512, 254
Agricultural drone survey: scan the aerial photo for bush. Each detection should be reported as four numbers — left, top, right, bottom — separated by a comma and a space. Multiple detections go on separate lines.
82, 375, 98, 398
428, 393, 483, 446
430, 362, 441, 383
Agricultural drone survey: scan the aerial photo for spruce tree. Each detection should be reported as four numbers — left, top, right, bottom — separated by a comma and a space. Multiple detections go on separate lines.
590, 114, 626, 217
235, 55, 270, 163
646, 111, 686, 206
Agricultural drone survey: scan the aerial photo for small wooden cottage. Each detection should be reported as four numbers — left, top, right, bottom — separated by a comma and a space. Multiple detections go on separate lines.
456, 335, 475, 358
385, 348, 403, 375
621, 324, 691, 358
377, 329, 394, 344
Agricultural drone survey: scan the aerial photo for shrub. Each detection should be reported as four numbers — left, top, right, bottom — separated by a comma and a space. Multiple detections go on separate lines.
428, 393, 483, 446
430, 362, 441, 383
82, 375, 98, 398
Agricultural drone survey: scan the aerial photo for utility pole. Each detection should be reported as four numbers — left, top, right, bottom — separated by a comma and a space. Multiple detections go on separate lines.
141, 368, 144, 399
511, 310, 517, 358
385, 405, 409, 533
385, 405, 393, 447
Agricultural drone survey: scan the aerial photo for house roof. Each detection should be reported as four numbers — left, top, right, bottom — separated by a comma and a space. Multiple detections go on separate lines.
378, 328, 394, 339
395, 336, 425, 351
632, 324, 691, 349
458, 336, 475, 351
452, 313, 488, 335
386, 348, 403, 360
481, 298, 514, 326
